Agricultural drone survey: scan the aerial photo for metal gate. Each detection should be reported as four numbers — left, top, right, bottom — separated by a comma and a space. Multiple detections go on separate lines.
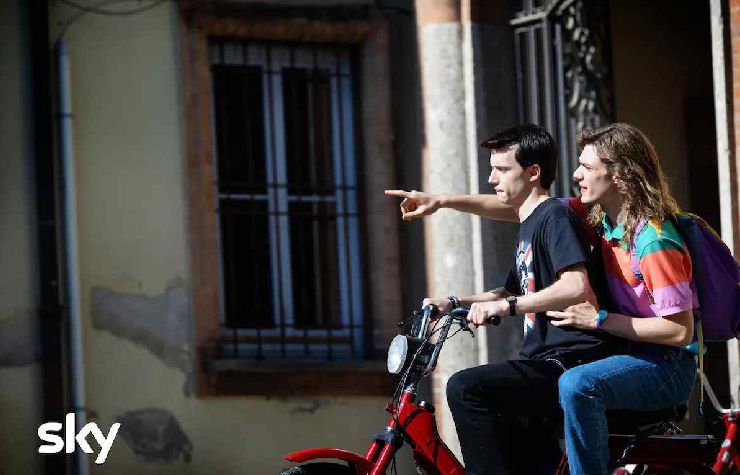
512, 0, 614, 197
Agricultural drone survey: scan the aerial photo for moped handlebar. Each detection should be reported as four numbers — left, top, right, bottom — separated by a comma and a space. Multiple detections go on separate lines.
447, 307, 501, 324
411, 305, 502, 338
440, 306, 503, 326
391, 305, 505, 391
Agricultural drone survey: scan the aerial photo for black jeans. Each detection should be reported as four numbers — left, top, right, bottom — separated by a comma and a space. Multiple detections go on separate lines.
446, 359, 566, 475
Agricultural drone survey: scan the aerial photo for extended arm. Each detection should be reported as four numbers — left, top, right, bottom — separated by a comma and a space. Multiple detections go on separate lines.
384, 190, 518, 222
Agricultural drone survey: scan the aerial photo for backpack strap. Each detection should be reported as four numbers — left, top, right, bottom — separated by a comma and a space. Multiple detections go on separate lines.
629, 220, 647, 282
697, 321, 706, 415
590, 224, 617, 313
595, 223, 604, 238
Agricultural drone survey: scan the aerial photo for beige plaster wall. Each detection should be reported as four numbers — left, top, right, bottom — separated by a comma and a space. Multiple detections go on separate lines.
48, 2, 413, 473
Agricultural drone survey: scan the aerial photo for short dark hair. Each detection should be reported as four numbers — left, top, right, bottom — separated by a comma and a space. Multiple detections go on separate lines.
480, 124, 557, 189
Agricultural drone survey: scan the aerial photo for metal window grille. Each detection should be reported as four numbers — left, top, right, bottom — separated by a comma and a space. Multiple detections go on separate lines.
512, 0, 614, 198
210, 39, 364, 361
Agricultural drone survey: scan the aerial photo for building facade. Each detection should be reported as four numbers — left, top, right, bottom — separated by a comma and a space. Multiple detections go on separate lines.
0, 0, 738, 473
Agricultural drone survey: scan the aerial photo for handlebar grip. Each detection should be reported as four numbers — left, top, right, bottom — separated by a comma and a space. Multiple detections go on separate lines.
422, 304, 439, 318
447, 307, 499, 326
487, 315, 501, 326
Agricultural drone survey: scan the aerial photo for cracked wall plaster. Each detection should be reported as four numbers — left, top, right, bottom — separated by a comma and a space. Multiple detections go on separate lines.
117, 408, 192, 464
0, 313, 40, 367
90, 285, 192, 376
289, 400, 326, 415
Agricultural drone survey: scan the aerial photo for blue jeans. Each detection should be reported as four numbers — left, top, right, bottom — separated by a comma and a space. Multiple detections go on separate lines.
558, 345, 696, 475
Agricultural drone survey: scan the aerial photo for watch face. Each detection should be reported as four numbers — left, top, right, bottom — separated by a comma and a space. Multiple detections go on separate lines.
506, 296, 516, 303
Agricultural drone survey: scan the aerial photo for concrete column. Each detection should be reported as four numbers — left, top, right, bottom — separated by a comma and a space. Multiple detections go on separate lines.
461, 0, 488, 367
415, 0, 476, 460
717, 0, 740, 406
727, 0, 740, 256
712, 0, 736, 253
416, 0, 522, 460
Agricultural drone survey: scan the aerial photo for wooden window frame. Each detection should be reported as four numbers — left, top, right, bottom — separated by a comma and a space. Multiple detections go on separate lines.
178, 5, 402, 397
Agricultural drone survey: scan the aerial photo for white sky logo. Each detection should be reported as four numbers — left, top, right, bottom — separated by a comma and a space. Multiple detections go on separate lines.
38, 413, 121, 464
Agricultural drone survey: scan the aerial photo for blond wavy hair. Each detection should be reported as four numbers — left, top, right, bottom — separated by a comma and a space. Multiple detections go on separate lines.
577, 123, 680, 246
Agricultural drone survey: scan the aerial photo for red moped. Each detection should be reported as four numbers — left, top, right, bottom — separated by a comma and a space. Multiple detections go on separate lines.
280, 305, 739, 474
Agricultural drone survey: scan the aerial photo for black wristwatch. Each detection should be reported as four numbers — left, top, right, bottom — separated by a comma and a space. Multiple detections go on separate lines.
448, 295, 460, 309
505, 295, 517, 316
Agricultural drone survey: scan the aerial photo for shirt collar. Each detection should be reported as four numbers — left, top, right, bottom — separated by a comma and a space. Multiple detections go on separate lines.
601, 214, 624, 242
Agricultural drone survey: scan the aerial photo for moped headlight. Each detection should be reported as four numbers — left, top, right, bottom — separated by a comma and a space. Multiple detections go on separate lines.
387, 335, 409, 374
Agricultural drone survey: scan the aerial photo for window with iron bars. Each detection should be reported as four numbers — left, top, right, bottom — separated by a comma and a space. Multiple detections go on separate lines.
210, 39, 364, 361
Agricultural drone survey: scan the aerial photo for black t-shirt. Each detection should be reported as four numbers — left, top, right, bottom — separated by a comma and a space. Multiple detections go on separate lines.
504, 198, 611, 363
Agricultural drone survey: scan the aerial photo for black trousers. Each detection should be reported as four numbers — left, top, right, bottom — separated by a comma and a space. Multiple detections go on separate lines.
446, 359, 566, 475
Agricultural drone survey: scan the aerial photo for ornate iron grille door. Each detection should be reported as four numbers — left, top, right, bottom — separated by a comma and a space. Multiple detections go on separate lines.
512, 0, 614, 197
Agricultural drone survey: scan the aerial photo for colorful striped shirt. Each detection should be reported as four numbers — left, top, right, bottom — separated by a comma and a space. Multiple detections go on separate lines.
564, 197, 697, 318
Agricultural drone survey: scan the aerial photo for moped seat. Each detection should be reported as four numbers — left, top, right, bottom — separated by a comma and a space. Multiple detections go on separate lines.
606, 404, 687, 434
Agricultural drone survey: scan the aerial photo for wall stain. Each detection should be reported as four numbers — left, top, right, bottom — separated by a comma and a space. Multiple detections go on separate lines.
288, 399, 333, 415
117, 408, 192, 464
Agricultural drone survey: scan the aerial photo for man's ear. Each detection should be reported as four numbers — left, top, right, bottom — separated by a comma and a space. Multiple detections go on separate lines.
529, 164, 541, 184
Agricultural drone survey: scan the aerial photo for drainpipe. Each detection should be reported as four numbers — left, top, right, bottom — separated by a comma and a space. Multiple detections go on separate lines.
28, 0, 67, 472
56, 40, 89, 475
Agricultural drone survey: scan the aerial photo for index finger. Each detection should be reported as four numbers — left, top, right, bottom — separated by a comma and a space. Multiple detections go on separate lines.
384, 189, 412, 199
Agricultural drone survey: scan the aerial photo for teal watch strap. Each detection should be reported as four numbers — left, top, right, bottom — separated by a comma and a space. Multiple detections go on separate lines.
595, 309, 609, 329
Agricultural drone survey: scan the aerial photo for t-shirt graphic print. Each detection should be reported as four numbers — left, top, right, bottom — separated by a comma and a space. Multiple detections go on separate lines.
514, 240, 536, 334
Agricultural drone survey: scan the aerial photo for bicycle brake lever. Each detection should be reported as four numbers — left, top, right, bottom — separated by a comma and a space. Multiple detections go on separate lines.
457, 317, 475, 337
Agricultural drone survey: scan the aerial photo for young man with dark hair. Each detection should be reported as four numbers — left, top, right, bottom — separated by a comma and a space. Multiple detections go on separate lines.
387, 124, 613, 475
479, 123, 557, 189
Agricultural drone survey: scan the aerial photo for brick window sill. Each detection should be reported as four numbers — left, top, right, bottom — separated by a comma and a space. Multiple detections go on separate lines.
201, 359, 397, 397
